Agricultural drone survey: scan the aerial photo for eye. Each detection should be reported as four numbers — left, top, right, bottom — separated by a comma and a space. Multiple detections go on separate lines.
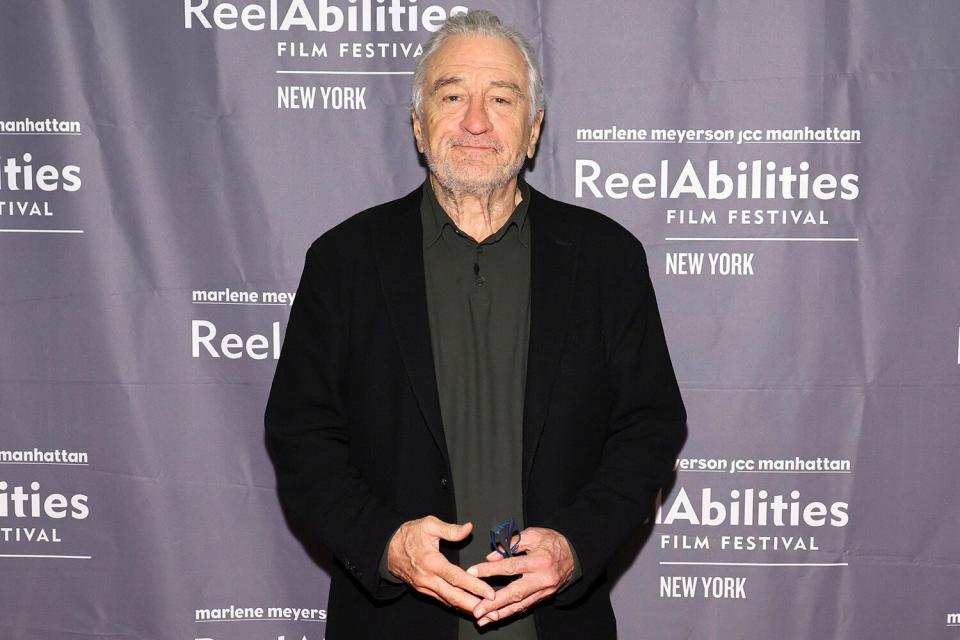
493, 96, 511, 105
442, 94, 462, 103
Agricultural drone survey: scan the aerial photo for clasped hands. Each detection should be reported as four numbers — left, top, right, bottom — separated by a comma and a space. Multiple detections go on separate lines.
386, 515, 576, 627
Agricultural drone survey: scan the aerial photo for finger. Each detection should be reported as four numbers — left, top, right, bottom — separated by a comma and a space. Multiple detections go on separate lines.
414, 584, 442, 601
430, 588, 481, 615
413, 583, 461, 610
430, 519, 473, 542
411, 570, 477, 613
439, 564, 496, 600
508, 527, 542, 554
472, 575, 544, 619
428, 576, 483, 613
478, 589, 549, 627
467, 556, 527, 579
472, 576, 543, 620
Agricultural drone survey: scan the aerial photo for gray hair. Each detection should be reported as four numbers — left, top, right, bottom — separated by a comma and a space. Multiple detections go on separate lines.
410, 10, 545, 125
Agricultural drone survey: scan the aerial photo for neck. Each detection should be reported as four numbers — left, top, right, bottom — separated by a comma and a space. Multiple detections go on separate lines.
430, 174, 523, 243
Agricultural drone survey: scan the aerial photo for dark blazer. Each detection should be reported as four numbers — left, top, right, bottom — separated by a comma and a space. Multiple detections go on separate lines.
265, 184, 687, 640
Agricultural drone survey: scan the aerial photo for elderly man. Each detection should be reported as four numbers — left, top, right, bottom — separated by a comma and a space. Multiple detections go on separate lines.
265, 10, 686, 640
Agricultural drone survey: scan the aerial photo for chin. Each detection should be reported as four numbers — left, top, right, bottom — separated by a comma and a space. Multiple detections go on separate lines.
436, 172, 506, 195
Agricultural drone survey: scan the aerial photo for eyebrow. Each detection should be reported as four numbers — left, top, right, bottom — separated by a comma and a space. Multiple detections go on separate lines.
432, 76, 463, 93
490, 80, 523, 96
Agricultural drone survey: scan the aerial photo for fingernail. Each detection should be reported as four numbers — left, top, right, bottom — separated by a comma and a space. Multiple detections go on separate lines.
467, 566, 478, 576
478, 618, 489, 627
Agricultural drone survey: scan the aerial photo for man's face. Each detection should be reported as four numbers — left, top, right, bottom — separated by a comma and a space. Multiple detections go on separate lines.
413, 34, 543, 195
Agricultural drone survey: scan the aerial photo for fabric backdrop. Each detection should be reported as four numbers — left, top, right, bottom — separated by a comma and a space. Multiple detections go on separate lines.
1, 1, 958, 638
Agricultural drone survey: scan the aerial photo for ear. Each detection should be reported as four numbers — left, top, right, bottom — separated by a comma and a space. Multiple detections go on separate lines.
412, 111, 424, 153
526, 110, 544, 159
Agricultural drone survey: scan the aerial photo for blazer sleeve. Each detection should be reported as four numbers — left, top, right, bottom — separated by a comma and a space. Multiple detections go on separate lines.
541, 241, 687, 606
265, 237, 409, 601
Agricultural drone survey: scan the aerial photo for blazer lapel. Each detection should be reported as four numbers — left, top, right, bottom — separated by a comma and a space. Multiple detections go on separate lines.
522, 187, 580, 494
372, 186, 451, 471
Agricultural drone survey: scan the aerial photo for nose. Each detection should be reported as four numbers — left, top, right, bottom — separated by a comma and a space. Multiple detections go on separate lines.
460, 96, 492, 135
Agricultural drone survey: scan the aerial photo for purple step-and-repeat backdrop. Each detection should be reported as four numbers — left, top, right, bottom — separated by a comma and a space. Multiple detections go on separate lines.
1, 1, 959, 638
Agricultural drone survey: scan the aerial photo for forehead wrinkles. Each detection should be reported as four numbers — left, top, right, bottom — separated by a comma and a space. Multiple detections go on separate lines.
427, 36, 527, 89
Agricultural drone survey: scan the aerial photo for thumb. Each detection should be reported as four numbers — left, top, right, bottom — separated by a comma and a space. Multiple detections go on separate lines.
437, 520, 473, 541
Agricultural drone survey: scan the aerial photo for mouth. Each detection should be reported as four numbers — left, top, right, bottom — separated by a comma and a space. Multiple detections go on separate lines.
451, 138, 499, 153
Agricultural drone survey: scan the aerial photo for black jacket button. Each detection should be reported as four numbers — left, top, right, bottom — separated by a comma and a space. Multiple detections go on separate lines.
439, 477, 448, 488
